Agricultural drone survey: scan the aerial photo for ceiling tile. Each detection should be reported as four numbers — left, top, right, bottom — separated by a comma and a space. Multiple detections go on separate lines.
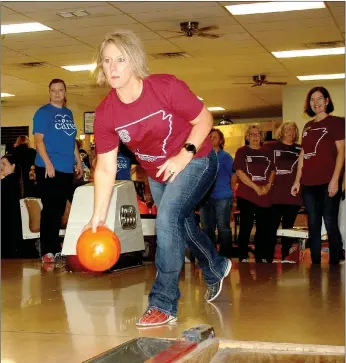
113, 1, 221, 14
3, 2, 106, 12
1, 1, 344, 118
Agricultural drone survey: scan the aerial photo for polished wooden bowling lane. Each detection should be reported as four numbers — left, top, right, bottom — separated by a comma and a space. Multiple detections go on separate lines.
1, 259, 344, 363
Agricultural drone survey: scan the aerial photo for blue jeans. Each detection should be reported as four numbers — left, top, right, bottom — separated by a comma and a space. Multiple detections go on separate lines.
148, 150, 229, 316
303, 183, 343, 265
199, 197, 233, 258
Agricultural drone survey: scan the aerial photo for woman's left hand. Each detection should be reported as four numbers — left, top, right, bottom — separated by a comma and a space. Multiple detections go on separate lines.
328, 178, 339, 197
156, 150, 194, 183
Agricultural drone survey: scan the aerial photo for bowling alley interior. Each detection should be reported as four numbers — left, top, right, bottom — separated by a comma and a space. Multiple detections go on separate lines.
1, 1, 345, 362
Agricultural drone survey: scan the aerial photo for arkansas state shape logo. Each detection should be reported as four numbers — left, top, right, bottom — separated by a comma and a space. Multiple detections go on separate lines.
115, 110, 172, 163
246, 155, 271, 181
303, 128, 327, 159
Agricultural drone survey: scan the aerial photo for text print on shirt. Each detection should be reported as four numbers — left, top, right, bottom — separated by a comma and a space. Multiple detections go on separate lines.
117, 156, 128, 170
303, 127, 327, 160
246, 155, 271, 181
54, 113, 76, 136
115, 109, 173, 163
274, 150, 299, 175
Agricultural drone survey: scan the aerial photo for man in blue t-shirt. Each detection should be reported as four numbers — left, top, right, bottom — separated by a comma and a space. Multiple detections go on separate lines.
199, 128, 234, 258
115, 143, 138, 180
116, 152, 131, 180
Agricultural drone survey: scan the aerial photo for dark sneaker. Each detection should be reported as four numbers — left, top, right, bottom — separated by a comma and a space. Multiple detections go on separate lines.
136, 308, 177, 327
205, 259, 232, 302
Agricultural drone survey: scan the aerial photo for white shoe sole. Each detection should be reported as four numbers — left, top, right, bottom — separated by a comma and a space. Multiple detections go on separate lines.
207, 259, 232, 303
136, 316, 178, 328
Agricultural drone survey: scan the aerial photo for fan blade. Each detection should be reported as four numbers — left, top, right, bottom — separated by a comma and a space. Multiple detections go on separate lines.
198, 25, 219, 32
232, 82, 255, 85
166, 34, 186, 39
251, 84, 260, 87
265, 81, 288, 85
197, 33, 219, 39
156, 30, 184, 34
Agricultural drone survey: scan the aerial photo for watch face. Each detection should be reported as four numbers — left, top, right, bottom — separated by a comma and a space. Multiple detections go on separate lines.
186, 144, 195, 152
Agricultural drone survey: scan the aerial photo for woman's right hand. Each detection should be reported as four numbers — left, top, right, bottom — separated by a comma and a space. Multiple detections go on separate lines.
82, 214, 105, 233
45, 162, 55, 178
291, 182, 300, 196
254, 185, 265, 196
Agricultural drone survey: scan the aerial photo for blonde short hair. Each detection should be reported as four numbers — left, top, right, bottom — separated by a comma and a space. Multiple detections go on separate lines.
94, 30, 150, 85
276, 121, 299, 143
244, 123, 266, 143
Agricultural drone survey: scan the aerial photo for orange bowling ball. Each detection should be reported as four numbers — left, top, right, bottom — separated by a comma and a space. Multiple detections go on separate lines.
76, 226, 121, 272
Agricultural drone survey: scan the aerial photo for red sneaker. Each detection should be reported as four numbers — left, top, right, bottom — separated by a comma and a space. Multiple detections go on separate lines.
42, 253, 55, 264
136, 308, 177, 327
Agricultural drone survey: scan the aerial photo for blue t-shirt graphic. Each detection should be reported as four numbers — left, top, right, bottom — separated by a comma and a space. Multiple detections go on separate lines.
210, 149, 233, 199
33, 104, 76, 173
116, 152, 131, 180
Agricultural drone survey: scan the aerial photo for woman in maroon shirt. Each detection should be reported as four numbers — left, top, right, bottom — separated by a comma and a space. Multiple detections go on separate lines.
83, 30, 231, 328
291, 87, 345, 265
233, 123, 275, 262
265, 121, 302, 262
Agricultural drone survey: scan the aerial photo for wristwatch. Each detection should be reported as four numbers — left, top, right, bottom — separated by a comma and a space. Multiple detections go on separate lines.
183, 143, 197, 155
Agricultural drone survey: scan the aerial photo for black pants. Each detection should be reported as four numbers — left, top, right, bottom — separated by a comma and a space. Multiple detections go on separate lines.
269, 204, 301, 261
237, 197, 272, 262
303, 183, 342, 265
36, 167, 73, 256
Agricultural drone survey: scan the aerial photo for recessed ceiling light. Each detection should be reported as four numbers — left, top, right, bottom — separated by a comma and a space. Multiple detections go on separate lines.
297, 73, 345, 81
197, 96, 204, 100
1, 93, 15, 97
208, 107, 225, 112
58, 12, 75, 18
225, 2, 325, 15
61, 64, 96, 72
58, 10, 90, 18
1, 22, 53, 35
272, 47, 345, 58
73, 10, 90, 17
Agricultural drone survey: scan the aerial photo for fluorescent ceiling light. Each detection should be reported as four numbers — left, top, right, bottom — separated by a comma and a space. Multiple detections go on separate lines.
1, 93, 15, 97
58, 10, 90, 18
61, 64, 96, 72
272, 47, 345, 58
208, 107, 225, 111
197, 96, 204, 100
1, 22, 52, 35
225, 2, 325, 15
297, 73, 345, 81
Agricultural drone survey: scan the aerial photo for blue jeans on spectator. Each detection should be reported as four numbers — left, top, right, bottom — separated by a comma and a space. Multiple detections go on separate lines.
303, 183, 343, 265
199, 197, 233, 258
148, 150, 229, 316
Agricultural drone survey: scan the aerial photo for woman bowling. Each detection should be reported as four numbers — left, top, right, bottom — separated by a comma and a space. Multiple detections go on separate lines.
83, 30, 231, 327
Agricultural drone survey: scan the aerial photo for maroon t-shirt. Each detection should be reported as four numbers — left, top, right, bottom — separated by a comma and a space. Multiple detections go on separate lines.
233, 145, 274, 207
94, 74, 212, 182
301, 115, 345, 186
264, 141, 302, 205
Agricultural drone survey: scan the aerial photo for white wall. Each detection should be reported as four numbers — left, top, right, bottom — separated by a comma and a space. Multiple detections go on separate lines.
282, 82, 345, 140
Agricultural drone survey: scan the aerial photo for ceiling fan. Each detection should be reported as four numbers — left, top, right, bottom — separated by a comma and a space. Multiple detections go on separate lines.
233, 75, 287, 87
160, 21, 220, 39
